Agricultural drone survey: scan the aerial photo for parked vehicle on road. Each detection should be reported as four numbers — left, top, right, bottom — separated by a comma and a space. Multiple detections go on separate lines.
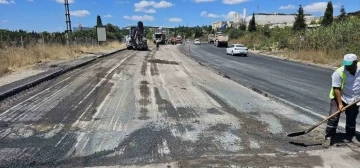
194, 39, 201, 45
226, 44, 248, 56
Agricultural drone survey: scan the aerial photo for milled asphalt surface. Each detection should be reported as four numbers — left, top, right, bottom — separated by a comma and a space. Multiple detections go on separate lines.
0, 45, 359, 167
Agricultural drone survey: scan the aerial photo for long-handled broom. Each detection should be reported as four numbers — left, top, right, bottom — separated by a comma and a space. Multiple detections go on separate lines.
288, 99, 360, 137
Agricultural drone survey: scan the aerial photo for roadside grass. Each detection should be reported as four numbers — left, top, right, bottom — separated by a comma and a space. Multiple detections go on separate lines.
0, 42, 125, 76
229, 18, 360, 67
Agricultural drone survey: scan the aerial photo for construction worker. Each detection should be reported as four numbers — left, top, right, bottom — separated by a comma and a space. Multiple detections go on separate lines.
323, 53, 360, 148
156, 39, 161, 50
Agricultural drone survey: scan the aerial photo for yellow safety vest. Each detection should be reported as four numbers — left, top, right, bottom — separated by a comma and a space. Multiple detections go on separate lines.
329, 62, 360, 99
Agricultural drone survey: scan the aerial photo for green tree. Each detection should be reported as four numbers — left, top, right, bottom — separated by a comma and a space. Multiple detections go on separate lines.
248, 13, 257, 32
97, 15, 103, 26
338, 5, 347, 22
228, 28, 246, 39
310, 20, 317, 25
293, 5, 307, 31
239, 24, 246, 31
322, 1, 334, 26
146, 29, 153, 39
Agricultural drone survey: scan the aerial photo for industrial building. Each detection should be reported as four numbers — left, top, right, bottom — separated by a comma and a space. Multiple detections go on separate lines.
245, 13, 317, 28
212, 7, 318, 30
212, 21, 235, 30
233, 12, 240, 23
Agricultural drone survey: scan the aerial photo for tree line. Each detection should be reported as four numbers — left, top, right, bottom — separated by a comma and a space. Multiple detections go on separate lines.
1, 2, 358, 43
0, 15, 128, 42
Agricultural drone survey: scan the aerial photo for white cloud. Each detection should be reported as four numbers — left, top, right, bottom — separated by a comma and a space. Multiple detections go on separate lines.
143, 8, 156, 13
27, 0, 33, 2
303, 2, 339, 13
194, 0, 214, 2
168, 17, 182, 22
0, 0, 9, 4
70, 10, 90, 17
123, 15, 154, 21
0, 0, 15, 4
200, 11, 207, 16
153, 0, 173, 8
208, 13, 220, 18
1, 20, 8, 23
55, 0, 74, 4
134, 0, 155, 9
104, 14, 112, 18
200, 10, 238, 20
134, 0, 173, 13
136, 8, 156, 13
116, 1, 129, 4
279, 4, 296, 10
222, 0, 247, 4
222, 11, 237, 20
200, 11, 220, 18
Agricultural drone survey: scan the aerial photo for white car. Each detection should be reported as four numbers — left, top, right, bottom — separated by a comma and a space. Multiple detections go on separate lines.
194, 39, 201, 45
226, 44, 248, 56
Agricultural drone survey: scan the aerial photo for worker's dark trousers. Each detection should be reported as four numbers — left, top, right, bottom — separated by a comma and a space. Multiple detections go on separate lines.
325, 99, 359, 139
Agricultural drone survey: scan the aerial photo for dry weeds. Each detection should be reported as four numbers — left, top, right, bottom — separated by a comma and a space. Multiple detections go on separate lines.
229, 39, 344, 67
0, 42, 125, 76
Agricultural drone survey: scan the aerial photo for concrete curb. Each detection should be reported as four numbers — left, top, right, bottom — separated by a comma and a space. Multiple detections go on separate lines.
0, 48, 126, 101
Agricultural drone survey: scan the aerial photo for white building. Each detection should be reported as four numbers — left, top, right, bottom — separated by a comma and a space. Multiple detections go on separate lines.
233, 12, 240, 23
245, 13, 317, 28
212, 21, 227, 30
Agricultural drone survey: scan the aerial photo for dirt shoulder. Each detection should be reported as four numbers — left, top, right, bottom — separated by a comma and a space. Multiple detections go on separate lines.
249, 49, 341, 70
0, 47, 125, 87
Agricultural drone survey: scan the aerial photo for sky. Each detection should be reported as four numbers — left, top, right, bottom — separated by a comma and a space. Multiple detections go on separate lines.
0, 0, 359, 32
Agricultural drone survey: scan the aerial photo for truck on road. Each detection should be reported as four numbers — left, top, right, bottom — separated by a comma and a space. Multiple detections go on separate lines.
169, 37, 176, 45
207, 34, 215, 44
175, 35, 183, 44
214, 32, 229, 47
152, 27, 169, 45
125, 21, 148, 50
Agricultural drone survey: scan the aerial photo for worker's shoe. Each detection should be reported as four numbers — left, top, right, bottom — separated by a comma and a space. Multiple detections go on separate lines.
344, 137, 360, 147
322, 137, 332, 148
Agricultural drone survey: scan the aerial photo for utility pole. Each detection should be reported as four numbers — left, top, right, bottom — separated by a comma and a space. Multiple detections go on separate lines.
64, 0, 72, 45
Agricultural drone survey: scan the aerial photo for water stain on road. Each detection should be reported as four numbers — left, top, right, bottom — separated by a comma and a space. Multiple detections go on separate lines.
150, 63, 159, 76
207, 108, 223, 115
140, 81, 150, 99
148, 59, 180, 65
154, 87, 197, 120
139, 81, 150, 120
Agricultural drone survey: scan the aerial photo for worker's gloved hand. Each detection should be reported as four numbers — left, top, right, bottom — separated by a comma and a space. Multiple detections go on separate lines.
338, 104, 344, 111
